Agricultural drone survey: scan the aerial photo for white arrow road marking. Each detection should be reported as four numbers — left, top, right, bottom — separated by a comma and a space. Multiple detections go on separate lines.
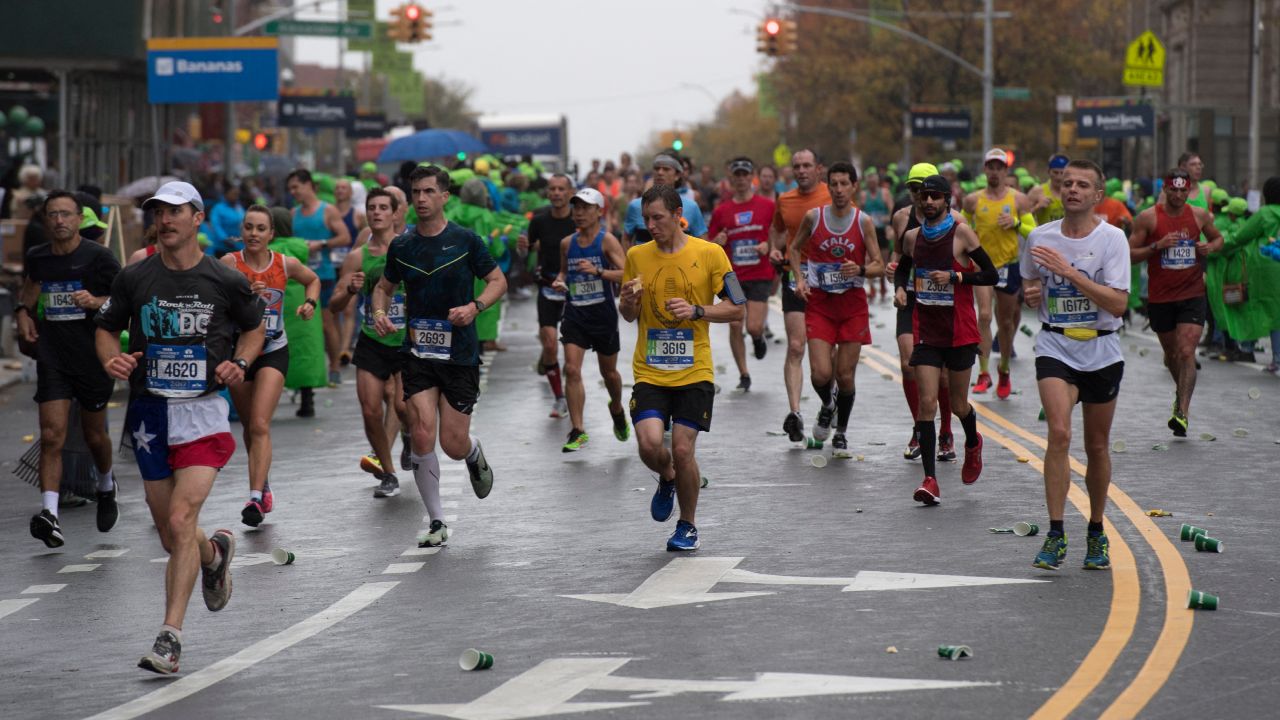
567, 558, 1047, 609
383, 562, 425, 574
82, 581, 399, 720
85, 549, 130, 559
378, 657, 996, 719
58, 564, 100, 573
0, 598, 40, 620
401, 547, 443, 557
563, 557, 774, 609
380, 658, 647, 720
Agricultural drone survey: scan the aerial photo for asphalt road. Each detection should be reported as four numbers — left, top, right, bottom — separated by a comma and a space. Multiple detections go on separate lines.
1, 292, 1277, 720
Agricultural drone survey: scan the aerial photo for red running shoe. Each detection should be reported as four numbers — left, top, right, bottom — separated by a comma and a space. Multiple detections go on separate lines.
261, 483, 274, 513
962, 433, 984, 484
913, 476, 941, 505
996, 371, 1012, 400
973, 372, 993, 394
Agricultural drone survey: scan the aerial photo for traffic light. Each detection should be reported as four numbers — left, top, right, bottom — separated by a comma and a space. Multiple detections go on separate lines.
388, 3, 432, 43
779, 19, 797, 55
405, 3, 433, 42
672, 136, 684, 152
757, 17, 781, 56
253, 132, 270, 151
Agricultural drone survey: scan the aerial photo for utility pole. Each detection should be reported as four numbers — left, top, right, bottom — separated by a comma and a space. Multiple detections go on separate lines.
982, 0, 994, 151
1247, 0, 1261, 192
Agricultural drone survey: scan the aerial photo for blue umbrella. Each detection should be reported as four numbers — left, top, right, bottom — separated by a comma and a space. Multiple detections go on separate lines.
377, 129, 489, 163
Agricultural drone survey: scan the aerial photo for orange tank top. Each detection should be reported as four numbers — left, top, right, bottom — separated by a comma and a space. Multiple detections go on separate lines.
233, 250, 289, 347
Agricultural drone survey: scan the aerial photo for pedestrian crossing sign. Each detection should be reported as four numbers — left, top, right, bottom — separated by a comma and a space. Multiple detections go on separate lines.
1123, 30, 1165, 87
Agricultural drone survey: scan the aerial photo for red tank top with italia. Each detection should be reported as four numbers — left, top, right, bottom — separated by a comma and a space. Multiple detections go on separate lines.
232, 250, 288, 352
803, 206, 868, 318
1146, 204, 1205, 303
911, 222, 979, 348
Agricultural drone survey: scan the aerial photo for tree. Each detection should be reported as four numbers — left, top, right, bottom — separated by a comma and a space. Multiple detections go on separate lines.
422, 75, 479, 131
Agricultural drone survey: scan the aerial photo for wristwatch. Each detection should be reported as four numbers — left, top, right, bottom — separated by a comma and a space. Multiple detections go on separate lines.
473, 299, 487, 312
232, 358, 249, 372
692, 304, 706, 321
13, 303, 30, 318
303, 297, 318, 308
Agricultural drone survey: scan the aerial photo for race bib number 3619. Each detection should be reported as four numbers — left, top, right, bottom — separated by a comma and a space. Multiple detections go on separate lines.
646, 328, 694, 371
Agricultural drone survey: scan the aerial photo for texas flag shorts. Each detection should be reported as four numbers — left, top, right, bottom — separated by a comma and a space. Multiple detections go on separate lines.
124, 394, 236, 481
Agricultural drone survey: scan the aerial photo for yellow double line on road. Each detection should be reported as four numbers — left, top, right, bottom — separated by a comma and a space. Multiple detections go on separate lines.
857, 344, 1192, 718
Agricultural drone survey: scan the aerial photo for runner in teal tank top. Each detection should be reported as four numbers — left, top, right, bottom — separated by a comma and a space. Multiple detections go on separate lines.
286, 169, 352, 388
329, 188, 410, 498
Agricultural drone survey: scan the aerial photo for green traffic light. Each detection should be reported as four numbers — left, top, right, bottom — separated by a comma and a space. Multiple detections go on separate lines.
457, 151, 467, 160
672, 139, 684, 152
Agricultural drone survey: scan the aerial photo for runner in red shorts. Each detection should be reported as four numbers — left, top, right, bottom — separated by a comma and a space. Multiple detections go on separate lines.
789, 162, 885, 458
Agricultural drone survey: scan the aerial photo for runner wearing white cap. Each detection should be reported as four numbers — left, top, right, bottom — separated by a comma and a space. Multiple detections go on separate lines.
550, 187, 629, 452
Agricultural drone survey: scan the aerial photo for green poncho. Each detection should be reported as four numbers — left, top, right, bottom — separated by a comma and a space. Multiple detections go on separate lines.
270, 235, 327, 389
1206, 205, 1280, 340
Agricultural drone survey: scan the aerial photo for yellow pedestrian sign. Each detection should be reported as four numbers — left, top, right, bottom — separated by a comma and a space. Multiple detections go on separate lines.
1123, 30, 1165, 87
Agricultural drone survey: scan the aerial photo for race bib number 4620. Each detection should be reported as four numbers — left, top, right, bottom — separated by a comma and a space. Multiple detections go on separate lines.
145, 344, 208, 397
409, 318, 452, 360
645, 328, 694, 371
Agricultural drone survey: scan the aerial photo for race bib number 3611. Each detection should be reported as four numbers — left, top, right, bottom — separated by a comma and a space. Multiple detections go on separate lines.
646, 328, 694, 371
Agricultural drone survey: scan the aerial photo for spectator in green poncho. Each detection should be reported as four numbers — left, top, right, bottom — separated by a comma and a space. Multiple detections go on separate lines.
268, 207, 328, 411
1218, 179, 1280, 371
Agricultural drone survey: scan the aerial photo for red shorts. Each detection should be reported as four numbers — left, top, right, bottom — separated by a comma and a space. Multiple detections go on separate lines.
805, 302, 871, 345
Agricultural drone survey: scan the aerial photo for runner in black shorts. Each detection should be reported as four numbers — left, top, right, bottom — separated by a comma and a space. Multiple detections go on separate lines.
331, 188, 410, 499
373, 165, 504, 549
518, 174, 576, 419
887, 164, 960, 462
550, 188, 629, 452
18, 190, 121, 548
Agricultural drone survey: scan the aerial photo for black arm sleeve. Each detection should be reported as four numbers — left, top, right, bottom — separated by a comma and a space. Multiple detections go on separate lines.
960, 246, 999, 286
893, 252, 913, 291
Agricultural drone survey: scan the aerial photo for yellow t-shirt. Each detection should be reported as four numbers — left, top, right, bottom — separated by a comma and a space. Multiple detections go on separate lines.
623, 235, 732, 388
1033, 181, 1065, 225
972, 188, 1021, 268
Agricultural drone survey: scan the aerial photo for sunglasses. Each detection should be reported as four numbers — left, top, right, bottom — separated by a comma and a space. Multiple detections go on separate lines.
920, 191, 947, 201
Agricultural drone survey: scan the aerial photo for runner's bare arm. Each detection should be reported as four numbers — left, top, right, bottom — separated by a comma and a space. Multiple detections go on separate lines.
370, 276, 397, 336
1195, 207, 1225, 254
287, 255, 322, 319
96, 327, 140, 380
600, 233, 627, 284
552, 235, 571, 291
1023, 276, 1043, 309
324, 204, 352, 249
327, 248, 364, 313
787, 209, 817, 298
858, 213, 886, 278
953, 225, 998, 286
1127, 209, 1159, 261
447, 266, 507, 327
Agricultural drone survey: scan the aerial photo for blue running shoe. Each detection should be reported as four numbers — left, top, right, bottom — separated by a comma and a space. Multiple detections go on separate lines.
667, 519, 700, 551
1033, 533, 1067, 570
650, 477, 676, 522
1083, 532, 1111, 570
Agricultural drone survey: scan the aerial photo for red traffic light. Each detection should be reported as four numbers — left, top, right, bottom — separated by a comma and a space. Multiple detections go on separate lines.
764, 18, 781, 35
405, 4, 421, 20
253, 133, 269, 151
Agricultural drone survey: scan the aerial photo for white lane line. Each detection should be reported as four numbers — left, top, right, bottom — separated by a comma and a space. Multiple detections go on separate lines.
85, 549, 130, 559
82, 581, 399, 720
400, 547, 442, 557
58, 564, 101, 573
22, 584, 67, 594
0, 598, 40, 620
382, 562, 425, 574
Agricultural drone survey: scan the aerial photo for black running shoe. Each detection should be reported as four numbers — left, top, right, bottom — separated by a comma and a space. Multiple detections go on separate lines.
467, 440, 494, 499
30, 510, 64, 549
96, 488, 119, 532
752, 335, 768, 360
783, 412, 804, 442
374, 473, 401, 498
138, 630, 181, 675
735, 375, 751, 393
202, 529, 235, 612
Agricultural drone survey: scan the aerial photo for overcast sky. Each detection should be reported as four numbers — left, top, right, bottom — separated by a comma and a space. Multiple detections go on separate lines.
295, 0, 770, 167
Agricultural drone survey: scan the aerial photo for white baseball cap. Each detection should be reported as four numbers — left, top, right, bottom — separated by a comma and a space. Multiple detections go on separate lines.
144, 181, 204, 212
571, 187, 605, 208
983, 148, 1009, 166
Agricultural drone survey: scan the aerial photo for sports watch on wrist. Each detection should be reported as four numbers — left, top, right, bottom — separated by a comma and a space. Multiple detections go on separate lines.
232, 358, 249, 372
473, 299, 487, 313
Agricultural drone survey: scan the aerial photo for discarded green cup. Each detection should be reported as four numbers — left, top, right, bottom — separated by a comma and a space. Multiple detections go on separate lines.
459, 648, 494, 671
1013, 521, 1040, 537
804, 437, 823, 449
1194, 535, 1224, 553
1179, 524, 1207, 542
938, 644, 973, 660
1187, 590, 1219, 610
271, 548, 296, 565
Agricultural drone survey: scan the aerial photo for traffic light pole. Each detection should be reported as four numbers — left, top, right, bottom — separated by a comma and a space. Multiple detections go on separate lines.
779, 3, 1006, 152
